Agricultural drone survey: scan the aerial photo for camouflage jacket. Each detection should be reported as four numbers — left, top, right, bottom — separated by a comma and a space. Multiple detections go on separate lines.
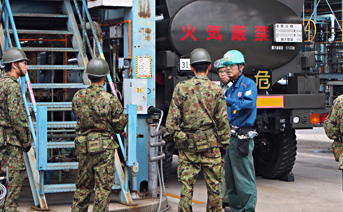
324, 95, 343, 140
324, 94, 343, 169
72, 84, 127, 151
163, 75, 231, 149
0, 74, 32, 148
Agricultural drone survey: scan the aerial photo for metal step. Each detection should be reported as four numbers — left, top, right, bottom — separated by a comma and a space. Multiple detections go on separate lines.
33, 121, 77, 129
28, 102, 72, 108
30, 83, 88, 89
47, 141, 75, 149
47, 121, 77, 129
12, 13, 68, 19
28, 65, 84, 70
22, 47, 79, 52
32, 141, 75, 149
43, 183, 121, 194
9, 29, 73, 35
46, 162, 79, 170
44, 184, 76, 193
28, 102, 72, 111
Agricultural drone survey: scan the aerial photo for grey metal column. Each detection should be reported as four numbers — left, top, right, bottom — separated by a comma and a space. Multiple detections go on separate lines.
148, 124, 158, 198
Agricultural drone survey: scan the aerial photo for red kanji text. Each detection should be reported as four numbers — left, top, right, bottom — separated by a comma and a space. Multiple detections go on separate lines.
232, 25, 246, 41
181, 24, 197, 41
255, 25, 269, 41
207, 24, 222, 41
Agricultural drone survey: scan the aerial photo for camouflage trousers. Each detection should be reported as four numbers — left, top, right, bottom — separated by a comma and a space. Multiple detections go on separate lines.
332, 140, 343, 169
0, 146, 25, 212
177, 148, 223, 212
71, 149, 115, 212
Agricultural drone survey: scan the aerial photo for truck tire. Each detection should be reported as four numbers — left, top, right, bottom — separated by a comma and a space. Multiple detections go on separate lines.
253, 130, 297, 179
162, 141, 174, 180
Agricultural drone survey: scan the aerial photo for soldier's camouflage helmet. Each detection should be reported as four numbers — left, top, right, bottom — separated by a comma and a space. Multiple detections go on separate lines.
190, 48, 211, 65
2, 47, 29, 64
213, 58, 225, 69
222, 50, 245, 65
86, 58, 110, 77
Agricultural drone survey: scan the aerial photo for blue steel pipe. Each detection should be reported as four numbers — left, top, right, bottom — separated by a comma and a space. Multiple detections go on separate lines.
5, 0, 20, 47
72, 0, 94, 57
2, 7, 11, 48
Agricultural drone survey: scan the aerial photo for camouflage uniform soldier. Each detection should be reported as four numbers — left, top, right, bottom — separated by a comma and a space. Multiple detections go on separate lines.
0, 47, 32, 212
163, 48, 231, 212
323, 94, 343, 170
71, 58, 127, 212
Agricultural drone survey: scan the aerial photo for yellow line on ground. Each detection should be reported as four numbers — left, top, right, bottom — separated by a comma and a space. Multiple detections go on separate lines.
166, 192, 205, 204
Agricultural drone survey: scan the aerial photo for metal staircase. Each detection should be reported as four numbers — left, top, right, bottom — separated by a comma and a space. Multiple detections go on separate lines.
1, 0, 132, 209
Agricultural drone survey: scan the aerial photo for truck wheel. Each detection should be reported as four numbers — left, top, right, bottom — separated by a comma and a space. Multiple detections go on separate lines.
162, 141, 174, 180
253, 130, 297, 179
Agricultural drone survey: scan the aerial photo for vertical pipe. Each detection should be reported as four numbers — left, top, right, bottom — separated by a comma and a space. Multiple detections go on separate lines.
148, 124, 158, 198
37, 106, 48, 171
39, 171, 44, 195
127, 105, 137, 193
4, 0, 19, 47
127, 104, 137, 166
314, 0, 317, 23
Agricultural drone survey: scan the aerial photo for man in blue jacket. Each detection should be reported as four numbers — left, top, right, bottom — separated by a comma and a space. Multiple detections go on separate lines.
222, 50, 257, 212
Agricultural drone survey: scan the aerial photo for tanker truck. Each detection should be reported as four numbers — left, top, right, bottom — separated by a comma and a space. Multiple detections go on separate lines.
155, 0, 325, 180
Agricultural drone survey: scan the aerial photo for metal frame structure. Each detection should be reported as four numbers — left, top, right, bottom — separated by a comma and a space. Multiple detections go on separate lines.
303, 0, 343, 105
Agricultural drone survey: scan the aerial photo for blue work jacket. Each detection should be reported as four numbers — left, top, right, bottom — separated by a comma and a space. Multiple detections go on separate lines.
225, 74, 257, 128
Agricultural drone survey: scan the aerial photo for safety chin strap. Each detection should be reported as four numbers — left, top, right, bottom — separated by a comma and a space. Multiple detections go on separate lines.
15, 62, 25, 77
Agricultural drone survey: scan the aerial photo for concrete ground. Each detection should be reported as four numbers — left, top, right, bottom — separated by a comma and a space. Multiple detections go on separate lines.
14, 127, 343, 211
164, 127, 343, 212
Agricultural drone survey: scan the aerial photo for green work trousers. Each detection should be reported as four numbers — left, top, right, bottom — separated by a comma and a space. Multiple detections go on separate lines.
224, 137, 257, 212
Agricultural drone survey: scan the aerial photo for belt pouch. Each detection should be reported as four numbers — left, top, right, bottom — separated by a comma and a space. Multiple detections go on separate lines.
75, 135, 87, 154
174, 131, 192, 149
237, 136, 250, 157
87, 133, 104, 153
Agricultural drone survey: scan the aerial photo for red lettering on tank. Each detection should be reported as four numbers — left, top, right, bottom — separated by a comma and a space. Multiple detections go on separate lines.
232, 25, 246, 41
206, 24, 222, 41
255, 25, 269, 41
181, 24, 197, 41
